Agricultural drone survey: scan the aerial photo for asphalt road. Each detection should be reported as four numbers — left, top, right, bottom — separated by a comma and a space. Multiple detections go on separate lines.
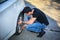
8, 1, 60, 40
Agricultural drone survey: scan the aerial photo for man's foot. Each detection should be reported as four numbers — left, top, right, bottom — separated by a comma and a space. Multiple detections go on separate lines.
37, 30, 45, 37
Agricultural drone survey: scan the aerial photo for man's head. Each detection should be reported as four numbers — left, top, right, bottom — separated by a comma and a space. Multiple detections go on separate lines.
22, 7, 34, 16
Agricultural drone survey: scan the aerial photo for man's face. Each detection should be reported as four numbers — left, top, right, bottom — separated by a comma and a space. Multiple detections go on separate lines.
27, 11, 32, 16
26, 10, 34, 16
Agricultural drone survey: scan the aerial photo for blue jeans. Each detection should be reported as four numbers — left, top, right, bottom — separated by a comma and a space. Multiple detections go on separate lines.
25, 16, 46, 32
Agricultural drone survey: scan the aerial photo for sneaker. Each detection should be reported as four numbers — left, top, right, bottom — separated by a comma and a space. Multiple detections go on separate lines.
37, 30, 45, 37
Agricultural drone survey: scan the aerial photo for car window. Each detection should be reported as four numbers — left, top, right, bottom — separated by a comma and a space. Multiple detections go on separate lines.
0, 0, 7, 4
0, 0, 16, 12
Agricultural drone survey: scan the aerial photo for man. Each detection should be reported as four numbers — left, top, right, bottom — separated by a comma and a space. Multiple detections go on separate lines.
18, 7, 49, 37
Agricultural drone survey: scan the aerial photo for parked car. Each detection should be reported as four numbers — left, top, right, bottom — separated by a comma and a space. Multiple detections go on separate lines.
0, 0, 25, 40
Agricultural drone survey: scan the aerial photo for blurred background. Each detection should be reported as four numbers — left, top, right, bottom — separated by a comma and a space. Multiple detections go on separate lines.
26, 0, 60, 27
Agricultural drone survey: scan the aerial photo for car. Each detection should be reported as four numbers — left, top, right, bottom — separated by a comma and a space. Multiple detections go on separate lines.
0, 0, 25, 40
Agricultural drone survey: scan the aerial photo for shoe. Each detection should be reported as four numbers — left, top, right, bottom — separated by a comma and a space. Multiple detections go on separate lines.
37, 30, 45, 37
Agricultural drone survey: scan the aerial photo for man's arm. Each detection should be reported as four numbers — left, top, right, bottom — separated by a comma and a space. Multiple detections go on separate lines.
24, 17, 36, 24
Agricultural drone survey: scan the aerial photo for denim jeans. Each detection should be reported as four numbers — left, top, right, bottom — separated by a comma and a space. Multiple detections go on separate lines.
25, 16, 46, 32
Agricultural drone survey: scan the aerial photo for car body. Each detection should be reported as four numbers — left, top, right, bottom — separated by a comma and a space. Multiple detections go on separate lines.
0, 0, 25, 40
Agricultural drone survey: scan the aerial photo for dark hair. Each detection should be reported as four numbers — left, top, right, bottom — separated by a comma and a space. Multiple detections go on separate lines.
22, 6, 32, 13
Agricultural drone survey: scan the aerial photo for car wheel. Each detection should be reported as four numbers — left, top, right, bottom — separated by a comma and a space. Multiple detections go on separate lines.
15, 12, 24, 35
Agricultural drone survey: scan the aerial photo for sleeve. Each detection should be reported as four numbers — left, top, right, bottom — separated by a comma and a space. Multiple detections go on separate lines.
33, 12, 38, 18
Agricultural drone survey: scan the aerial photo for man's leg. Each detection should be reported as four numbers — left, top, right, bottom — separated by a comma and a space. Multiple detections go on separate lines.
37, 29, 45, 37
26, 22, 46, 33
37, 24, 46, 37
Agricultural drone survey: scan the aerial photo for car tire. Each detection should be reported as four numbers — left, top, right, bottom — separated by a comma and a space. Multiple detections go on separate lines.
15, 12, 24, 35
16, 24, 23, 35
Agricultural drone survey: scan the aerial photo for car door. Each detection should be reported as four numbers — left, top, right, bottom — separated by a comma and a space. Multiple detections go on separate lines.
0, 0, 25, 40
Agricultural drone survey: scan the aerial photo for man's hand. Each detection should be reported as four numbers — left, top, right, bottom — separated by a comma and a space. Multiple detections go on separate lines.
21, 24, 27, 30
18, 20, 22, 25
